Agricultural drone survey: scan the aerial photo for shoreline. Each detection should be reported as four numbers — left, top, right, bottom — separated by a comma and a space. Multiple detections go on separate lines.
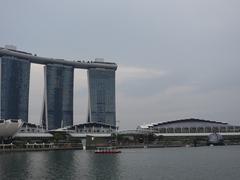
0, 146, 82, 153
1, 143, 240, 153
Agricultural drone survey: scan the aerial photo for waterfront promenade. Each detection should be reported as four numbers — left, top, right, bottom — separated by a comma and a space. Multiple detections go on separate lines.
0, 143, 82, 153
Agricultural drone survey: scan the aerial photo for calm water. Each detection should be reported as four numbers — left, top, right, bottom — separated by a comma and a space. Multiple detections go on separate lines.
1, 146, 240, 180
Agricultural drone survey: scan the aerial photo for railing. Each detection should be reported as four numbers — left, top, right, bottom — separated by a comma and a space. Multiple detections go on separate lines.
0, 143, 14, 150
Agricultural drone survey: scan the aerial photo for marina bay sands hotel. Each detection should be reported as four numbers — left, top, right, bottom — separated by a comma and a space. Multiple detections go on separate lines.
0, 47, 117, 130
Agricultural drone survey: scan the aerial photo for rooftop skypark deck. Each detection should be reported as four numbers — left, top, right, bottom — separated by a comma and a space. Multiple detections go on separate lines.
0, 47, 117, 70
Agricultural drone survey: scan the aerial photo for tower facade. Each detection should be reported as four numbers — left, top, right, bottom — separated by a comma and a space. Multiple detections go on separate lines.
87, 68, 116, 127
0, 56, 30, 122
42, 64, 74, 130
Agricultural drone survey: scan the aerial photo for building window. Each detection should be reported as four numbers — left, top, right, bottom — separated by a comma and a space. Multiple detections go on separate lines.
205, 127, 211, 133
197, 127, 204, 133
167, 128, 174, 133
175, 128, 181, 133
190, 127, 197, 133
220, 127, 226, 132
182, 127, 189, 133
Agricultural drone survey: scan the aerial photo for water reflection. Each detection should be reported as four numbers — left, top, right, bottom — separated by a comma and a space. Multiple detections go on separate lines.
2, 147, 240, 180
0, 151, 78, 180
0, 150, 121, 180
87, 152, 121, 180
25, 152, 49, 180
0, 152, 29, 180
41, 150, 76, 180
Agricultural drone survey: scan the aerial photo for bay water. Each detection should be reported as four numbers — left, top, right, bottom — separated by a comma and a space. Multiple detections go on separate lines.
1, 146, 240, 180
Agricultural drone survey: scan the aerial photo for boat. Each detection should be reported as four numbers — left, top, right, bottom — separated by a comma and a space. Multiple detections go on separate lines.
95, 147, 121, 154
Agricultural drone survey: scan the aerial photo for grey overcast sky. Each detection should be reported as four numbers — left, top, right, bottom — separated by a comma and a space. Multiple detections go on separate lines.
1, 0, 240, 129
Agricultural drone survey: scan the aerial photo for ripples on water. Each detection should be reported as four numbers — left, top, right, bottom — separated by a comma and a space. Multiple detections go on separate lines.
1, 146, 240, 180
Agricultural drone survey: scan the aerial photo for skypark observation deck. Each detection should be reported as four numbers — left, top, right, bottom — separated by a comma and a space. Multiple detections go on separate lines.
0, 47, 117, 70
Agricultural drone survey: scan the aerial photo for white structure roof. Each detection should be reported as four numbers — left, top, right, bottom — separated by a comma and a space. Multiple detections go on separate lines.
139, 118, 235, 129
69, 133, 112, 138
15, 133, 53, 138
0, 119, 23, 138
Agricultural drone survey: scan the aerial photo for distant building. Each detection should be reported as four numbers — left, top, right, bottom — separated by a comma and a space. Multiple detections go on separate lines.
66, 122, 116, 134
87, 68, 116, 127
138, 118, 240, 134
42, 64, 74, 130
0, 47, 117, 131
0, 56, 30, 122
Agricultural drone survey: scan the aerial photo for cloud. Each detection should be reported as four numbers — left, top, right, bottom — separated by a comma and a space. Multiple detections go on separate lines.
163, 85, 197, 96
28, 64, 44, 124
117, 84, 240, 129
74, 69, 88, 89
117, 65, 167, 84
